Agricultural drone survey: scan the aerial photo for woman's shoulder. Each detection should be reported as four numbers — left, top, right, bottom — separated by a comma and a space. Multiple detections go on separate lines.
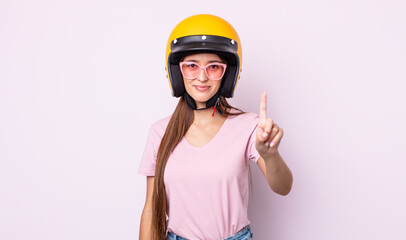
148, 114, 172, 137
227, 108, 259, 138
152, 113, 172, 126
229, 108, 259, 122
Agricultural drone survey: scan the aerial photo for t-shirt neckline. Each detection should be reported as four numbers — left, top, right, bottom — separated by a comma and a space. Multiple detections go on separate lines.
182, 109, 235, 150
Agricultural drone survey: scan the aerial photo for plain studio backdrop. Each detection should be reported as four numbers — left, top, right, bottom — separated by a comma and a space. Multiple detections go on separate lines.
1, 0, 405, 239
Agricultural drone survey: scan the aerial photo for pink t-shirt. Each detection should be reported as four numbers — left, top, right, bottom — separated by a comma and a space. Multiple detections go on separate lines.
137, 108, 261, 240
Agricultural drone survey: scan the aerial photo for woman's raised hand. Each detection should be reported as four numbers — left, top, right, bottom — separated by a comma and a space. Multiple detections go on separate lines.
255, 91, 284, 158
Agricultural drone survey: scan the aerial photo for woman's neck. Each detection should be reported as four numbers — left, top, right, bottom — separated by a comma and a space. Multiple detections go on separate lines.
192, 106, 228, 125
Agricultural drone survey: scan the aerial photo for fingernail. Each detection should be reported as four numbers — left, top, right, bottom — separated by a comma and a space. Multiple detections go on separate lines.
264, 142, 268, 147
270, 142, 274, 147
262, 132, 268, 138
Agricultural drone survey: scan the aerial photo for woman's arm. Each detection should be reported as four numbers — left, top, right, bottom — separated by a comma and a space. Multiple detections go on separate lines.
139, 176, 155, 240
140, 209, 153, 239
255, 91, 293, 196
257, 152, 293, 196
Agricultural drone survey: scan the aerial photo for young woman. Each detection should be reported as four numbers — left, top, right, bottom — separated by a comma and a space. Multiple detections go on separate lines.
138, 14, 293, 240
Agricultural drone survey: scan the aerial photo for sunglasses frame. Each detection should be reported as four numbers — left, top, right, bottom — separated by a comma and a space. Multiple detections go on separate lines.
179, 61, 227, 81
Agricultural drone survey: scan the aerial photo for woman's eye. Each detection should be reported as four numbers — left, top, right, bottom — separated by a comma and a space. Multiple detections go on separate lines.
209, 65, 219, 69
187, 64, 197, 68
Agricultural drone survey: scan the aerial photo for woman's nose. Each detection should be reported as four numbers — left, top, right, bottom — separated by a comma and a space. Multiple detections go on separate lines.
197, 68, 208, 81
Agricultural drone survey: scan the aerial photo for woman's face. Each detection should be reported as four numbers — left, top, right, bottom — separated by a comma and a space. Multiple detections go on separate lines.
181, 53, 225, 108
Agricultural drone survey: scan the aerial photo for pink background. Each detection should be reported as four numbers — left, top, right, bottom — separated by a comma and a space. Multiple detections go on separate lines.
1, 0, 405, 239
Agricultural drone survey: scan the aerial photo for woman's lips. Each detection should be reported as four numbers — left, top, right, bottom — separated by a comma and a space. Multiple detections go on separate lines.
194, 86, 211, 92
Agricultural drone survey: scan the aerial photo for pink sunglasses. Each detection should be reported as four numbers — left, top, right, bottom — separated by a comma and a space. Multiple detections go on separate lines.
179, 61, 227, 81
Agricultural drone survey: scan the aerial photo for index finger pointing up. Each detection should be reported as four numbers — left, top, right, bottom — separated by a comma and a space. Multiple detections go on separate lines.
260, 90, 267, 120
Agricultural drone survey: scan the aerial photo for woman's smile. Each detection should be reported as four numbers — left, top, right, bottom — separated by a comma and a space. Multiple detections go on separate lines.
194, 85, 211, 91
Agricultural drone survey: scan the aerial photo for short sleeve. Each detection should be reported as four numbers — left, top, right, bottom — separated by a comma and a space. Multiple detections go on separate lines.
137, 124, 162, 176
245, 116, 261, 163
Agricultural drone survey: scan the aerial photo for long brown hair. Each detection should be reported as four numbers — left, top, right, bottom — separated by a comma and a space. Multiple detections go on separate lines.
150, 95, 253, 239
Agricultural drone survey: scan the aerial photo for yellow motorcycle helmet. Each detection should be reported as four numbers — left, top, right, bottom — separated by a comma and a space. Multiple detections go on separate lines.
165, 14, 242, 112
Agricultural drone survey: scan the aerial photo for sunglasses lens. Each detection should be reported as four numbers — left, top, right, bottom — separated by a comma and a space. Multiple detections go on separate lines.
206, 64, 225, 80
181, 63, 200, 79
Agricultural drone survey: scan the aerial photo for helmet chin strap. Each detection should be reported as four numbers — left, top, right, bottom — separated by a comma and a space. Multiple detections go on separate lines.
184, 89, 227, 116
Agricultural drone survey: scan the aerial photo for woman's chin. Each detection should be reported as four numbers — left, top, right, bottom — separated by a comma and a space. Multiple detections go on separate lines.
192, 96, 211, 103
189, 93, 213, 102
